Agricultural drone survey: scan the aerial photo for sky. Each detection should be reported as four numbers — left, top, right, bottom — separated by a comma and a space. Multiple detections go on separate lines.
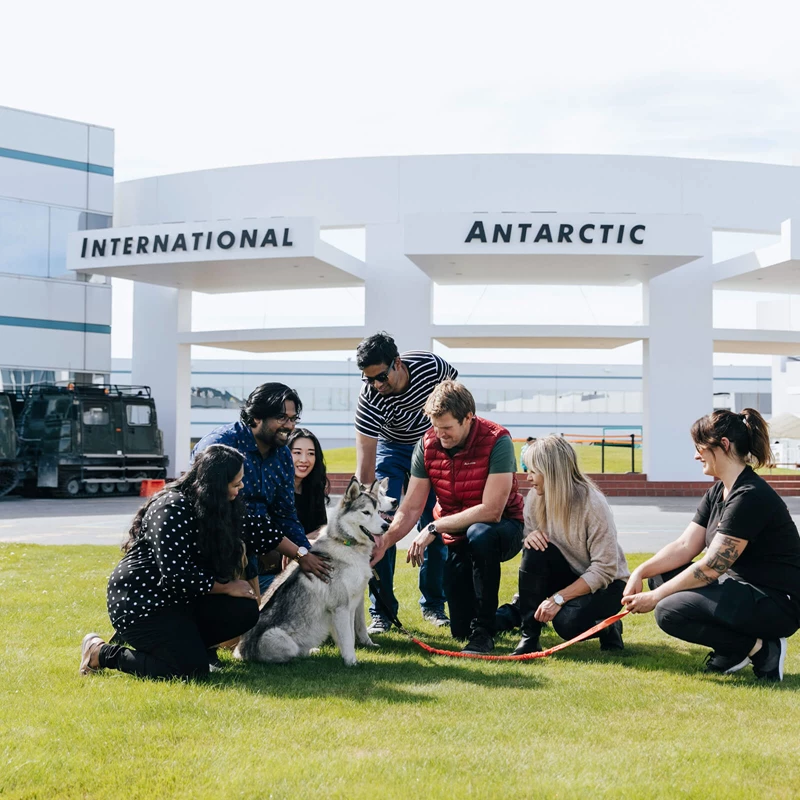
4, 0, 800, 366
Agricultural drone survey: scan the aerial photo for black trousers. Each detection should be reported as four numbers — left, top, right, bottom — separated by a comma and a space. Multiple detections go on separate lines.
652, 567, 800, 658
99, 595, 259, 679
444, 519, 524, 639
518, 543, 625, 641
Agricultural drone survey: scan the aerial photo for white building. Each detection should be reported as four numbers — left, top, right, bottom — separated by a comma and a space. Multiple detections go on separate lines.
0, 106, 113, 389
109, 358, 769, 453
68, 155, 800, 480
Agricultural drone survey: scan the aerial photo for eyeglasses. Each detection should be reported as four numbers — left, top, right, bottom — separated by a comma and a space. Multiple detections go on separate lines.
272, 414, 301, 424
362, 363, 394, 385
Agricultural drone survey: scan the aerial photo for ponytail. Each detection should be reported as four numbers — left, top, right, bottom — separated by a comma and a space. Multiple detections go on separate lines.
690, 408, 774, 469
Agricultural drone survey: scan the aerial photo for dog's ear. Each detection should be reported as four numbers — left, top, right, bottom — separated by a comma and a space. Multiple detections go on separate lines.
343, 476, 361, 507
379, 477, 389, 493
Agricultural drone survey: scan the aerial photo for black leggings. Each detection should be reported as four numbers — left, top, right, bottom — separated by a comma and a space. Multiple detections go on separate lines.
99, 595, 259, 679
652, 569, 799, 659
519, 544, 625, 641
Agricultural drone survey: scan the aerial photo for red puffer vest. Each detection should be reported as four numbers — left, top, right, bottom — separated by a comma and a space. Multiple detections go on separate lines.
423, 417, 524, 546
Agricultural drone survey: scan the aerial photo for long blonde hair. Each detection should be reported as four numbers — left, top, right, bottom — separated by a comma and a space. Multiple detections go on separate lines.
524, 435, 597, 534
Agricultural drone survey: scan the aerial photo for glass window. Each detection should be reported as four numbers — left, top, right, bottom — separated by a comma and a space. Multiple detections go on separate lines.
126, 405, 152, 426
83, 407, 109, 426
0, 198, 49, 277
624, 391, 643, 413
314, 387, 332, 410
79, 213, 112, 231
49, 207, 83, 278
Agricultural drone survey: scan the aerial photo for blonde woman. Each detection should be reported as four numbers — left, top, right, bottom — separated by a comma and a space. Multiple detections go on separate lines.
512, 435, 630, 655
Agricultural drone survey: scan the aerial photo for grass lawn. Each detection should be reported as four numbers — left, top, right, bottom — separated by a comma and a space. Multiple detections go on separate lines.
2, 545, 799, 799
325, 443, 799, 477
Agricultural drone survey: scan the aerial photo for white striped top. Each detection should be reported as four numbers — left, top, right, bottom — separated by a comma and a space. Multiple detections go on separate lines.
354, 351, 458, 443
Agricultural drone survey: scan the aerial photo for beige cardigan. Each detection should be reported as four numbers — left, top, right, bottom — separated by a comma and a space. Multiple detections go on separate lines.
524, 486, 630, 592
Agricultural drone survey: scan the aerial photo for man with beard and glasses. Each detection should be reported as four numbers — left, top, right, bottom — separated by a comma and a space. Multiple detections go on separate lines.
192, 383, 330, 593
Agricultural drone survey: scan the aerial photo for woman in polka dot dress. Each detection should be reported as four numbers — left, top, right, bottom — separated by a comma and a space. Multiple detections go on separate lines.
79, 444, 282, 679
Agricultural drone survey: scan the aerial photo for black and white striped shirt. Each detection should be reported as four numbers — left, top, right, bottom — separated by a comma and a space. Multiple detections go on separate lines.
355, 351, 458, 443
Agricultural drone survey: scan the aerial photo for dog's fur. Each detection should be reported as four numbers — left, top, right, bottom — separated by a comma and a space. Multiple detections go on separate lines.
235, 477, 396, 666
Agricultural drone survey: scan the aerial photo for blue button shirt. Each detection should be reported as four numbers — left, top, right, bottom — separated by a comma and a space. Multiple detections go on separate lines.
192, 420, 309, 548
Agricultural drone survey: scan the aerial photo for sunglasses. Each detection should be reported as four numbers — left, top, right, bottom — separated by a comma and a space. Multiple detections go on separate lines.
362, 362, 395, 385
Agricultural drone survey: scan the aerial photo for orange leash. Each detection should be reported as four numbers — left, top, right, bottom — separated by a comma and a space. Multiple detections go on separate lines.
406, 610, 630, 661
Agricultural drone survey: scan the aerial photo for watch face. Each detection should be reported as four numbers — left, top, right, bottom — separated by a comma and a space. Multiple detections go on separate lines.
297, 547, 308, 558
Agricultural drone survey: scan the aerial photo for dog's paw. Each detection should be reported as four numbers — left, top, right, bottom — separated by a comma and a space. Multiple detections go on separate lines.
360, 638, 380, 649
308, 647, 321, 655
343, 657, 359, 667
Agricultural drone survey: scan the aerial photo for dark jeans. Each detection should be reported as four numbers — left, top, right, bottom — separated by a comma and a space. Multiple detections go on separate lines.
445, 519, 524, 638
99, 595, 259, 679
518, 543, 625, 642
369, 439, 445, 620
651, 567, 800, 659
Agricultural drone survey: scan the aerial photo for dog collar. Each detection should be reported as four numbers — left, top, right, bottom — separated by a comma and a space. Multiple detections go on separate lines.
342, 537, 358, 547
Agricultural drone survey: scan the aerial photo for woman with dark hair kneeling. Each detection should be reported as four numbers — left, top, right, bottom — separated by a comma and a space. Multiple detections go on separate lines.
512, 435, 630, 655
79, 444, 282, 680
623, 409, 800, 681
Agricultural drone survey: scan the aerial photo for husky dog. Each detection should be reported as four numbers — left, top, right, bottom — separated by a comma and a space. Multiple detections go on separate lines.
235, 477, 396, 667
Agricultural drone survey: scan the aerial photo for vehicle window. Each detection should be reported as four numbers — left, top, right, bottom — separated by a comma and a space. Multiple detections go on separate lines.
83, 407, 109, 426
126, 404, 152, 426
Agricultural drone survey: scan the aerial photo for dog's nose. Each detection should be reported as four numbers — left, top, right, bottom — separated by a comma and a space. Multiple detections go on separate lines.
381, 522, 389, 532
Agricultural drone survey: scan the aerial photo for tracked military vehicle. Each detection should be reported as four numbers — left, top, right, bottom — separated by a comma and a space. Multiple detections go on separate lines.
0, 394, 21, 496
16, 383, 168, 497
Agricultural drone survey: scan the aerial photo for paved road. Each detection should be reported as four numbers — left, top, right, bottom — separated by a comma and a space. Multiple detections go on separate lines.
5, 493, 800, 552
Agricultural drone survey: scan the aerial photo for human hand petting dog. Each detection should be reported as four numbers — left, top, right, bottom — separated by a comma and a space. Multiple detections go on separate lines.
299, 551, 332, 581
407, 531, 435, 567
370, 535, 388, 567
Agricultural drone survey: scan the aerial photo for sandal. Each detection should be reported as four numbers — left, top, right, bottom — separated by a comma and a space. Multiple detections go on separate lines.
79, 632, 105, 675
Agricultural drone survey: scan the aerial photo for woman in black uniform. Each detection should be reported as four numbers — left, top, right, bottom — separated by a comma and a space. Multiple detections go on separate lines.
623, 409, 800, 681
79, 444, 282, 680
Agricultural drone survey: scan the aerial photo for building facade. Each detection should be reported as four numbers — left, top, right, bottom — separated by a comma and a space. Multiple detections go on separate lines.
69, 155, 800, 480
0, 106, 113, 390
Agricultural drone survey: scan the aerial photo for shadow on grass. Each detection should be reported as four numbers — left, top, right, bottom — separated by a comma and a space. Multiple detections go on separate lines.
211, 638, 548, 704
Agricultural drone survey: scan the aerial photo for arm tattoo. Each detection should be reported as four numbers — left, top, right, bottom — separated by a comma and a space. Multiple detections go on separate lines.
694, 534, 744, 584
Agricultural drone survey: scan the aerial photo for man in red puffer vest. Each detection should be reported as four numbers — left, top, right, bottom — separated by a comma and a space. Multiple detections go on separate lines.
372, 381, 524, 654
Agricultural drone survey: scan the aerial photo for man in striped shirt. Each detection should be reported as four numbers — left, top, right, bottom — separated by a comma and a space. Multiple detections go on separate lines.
355, 332, 458, 633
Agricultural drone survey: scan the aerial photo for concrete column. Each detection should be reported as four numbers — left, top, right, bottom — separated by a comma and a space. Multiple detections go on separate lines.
131, 282, 192, 477
364, 223, 433, 350
642, 246, 714, 482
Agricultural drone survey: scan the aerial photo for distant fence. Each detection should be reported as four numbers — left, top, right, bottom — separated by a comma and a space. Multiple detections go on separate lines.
515, 433, 642, 474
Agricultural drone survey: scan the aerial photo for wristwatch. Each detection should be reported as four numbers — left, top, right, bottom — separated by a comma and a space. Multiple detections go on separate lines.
552, 592, 566, 606
427, 522, 438, 536
294, 546, 309, 562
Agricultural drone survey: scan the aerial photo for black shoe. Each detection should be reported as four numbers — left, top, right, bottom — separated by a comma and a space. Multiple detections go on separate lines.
599, 620, 624, 652
495, 594, 522, 633
461, 628, 494, 654
751, 638, 787, 682
511, 635, 541, 656
703, 650, 750, 674
207, 648, 224, 672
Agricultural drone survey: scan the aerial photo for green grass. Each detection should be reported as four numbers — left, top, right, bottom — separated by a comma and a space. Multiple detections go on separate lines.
2, 545, 799, 799
325, 443, 799, 476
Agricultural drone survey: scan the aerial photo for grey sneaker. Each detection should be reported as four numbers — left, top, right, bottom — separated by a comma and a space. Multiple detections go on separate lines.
751, 638, 787, 682
367, 617, 392, 635
422, 609, 450, 627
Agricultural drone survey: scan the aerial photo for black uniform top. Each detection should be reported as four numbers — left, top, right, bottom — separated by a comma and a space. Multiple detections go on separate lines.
107, 490, 282, 631
693, 466, 800, 616
294, 487, 328, 536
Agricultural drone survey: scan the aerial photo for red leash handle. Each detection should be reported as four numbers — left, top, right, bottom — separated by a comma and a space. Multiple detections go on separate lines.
409, 609, 630, 661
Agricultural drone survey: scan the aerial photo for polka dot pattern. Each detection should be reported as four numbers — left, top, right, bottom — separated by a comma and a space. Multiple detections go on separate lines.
107, 490, 283, 630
